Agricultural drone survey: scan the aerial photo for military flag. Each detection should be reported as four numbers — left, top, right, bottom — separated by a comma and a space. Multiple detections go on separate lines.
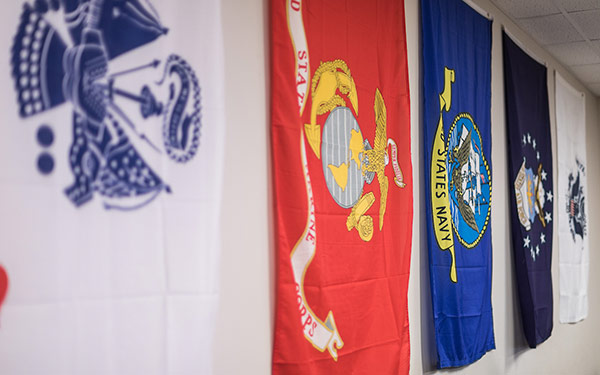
555, 73, 589, 323
503, 32, 554, 347
421, 0, 495, 367
271, 0, 413, 373
0, 1, 224, 373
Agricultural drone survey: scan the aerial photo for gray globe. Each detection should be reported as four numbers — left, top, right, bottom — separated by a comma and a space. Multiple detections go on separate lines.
321, 106, 365, 208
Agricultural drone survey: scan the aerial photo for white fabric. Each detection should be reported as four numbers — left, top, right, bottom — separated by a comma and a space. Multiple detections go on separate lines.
555, 73, 589, 324
0, 1, 224, 373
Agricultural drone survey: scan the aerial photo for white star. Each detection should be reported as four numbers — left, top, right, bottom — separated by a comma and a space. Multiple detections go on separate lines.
541, 169, 547, 181
533, 139, 537, 149
540, 232, 546, 244
536, 151, 540, 160
536, 245, 540, 255
524, 235, 531, 248
545, 211, 552, 224
522, 134, 527, 145
531, 248, 535, 259
547, 190, 553, 202
527, 133, 531, 143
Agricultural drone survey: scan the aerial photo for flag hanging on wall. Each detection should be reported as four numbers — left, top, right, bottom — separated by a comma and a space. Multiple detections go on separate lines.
555, 73, 589, 323
503, 32, 554, 348
271, 0, 413, 373
0, 1, 225, 373
421, 0, 494, 368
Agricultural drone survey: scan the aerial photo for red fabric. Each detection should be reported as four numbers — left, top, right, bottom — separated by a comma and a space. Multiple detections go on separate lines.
0, 266, 7, 314
271, 0, 413, 373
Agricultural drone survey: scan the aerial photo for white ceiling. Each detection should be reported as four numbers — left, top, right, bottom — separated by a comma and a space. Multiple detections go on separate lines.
491, 0, 600, 96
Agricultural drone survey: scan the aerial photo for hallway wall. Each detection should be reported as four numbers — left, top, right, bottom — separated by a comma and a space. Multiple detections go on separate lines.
214, 0, 600, 373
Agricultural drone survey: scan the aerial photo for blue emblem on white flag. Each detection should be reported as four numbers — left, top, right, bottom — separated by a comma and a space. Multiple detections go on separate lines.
10, 0, 202, 210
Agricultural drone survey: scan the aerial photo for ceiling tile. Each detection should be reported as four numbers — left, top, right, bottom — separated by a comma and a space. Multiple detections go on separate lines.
586, 82, 600, 96
555, 0, 600, 13
546, 41, 600, 66
571, 63, 600, 83
568, 9, 600, 40
518, 14, 585, 45
591, 39, 600, 55
491, 0, 560, 18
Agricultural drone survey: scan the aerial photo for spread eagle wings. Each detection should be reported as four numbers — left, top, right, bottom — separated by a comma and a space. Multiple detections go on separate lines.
374, 89, 389, 230
373, 89, 388, 152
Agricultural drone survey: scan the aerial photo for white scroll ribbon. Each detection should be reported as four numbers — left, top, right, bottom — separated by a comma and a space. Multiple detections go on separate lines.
286, 0, 343, 359
290, 133, 344, 361
286, 0, 310, 112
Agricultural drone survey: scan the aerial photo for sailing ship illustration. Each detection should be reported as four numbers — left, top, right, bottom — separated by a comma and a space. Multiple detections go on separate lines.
450, 122, 488, 233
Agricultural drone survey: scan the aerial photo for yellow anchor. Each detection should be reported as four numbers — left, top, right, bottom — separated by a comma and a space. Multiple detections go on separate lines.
362, 89, 390, 231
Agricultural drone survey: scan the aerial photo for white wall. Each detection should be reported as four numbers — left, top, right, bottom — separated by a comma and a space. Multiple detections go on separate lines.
215, 0, 600, 374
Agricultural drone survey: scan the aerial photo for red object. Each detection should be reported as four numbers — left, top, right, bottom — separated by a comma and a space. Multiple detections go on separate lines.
0, 266, 8, 313
270, 0, 413, 373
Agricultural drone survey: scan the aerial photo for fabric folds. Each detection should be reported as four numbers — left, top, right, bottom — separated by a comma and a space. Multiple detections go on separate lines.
421, 0, 495, 368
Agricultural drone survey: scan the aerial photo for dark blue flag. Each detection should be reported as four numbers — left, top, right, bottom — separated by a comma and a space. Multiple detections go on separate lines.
503, 32, 553, 348
421, 0, 495, 368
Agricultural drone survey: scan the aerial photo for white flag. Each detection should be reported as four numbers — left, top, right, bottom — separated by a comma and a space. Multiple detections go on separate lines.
0, 0, 224, 373
555, 73, 589, 324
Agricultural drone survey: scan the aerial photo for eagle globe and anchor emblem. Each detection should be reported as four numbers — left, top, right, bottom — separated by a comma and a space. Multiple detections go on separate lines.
10, 0, 202, 211
303, 60, 407, 242
431, 67, 491, 283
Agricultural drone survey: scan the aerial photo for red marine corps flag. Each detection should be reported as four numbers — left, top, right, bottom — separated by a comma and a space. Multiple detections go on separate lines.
270, 0, 413, 373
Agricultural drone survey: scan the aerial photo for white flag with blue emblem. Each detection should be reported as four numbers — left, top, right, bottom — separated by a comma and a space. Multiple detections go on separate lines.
0, 0, 224, 373
555, 73, 589, 324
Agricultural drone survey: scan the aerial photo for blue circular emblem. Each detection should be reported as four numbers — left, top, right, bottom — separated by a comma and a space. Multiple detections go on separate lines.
446, 113, 491, 248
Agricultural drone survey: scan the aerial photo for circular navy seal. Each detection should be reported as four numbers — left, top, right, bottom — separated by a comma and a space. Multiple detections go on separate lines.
446, 113, 491, 248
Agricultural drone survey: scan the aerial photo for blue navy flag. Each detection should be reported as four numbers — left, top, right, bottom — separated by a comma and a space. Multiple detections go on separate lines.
503, 32, 553, 348
421, 0, 495, 368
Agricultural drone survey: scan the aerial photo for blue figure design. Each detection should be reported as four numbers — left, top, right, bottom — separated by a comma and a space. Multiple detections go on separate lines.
37, 125, 54, 147
567, 161, 586, 241
38, 152, 54, 174
11, 0, 202, 210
